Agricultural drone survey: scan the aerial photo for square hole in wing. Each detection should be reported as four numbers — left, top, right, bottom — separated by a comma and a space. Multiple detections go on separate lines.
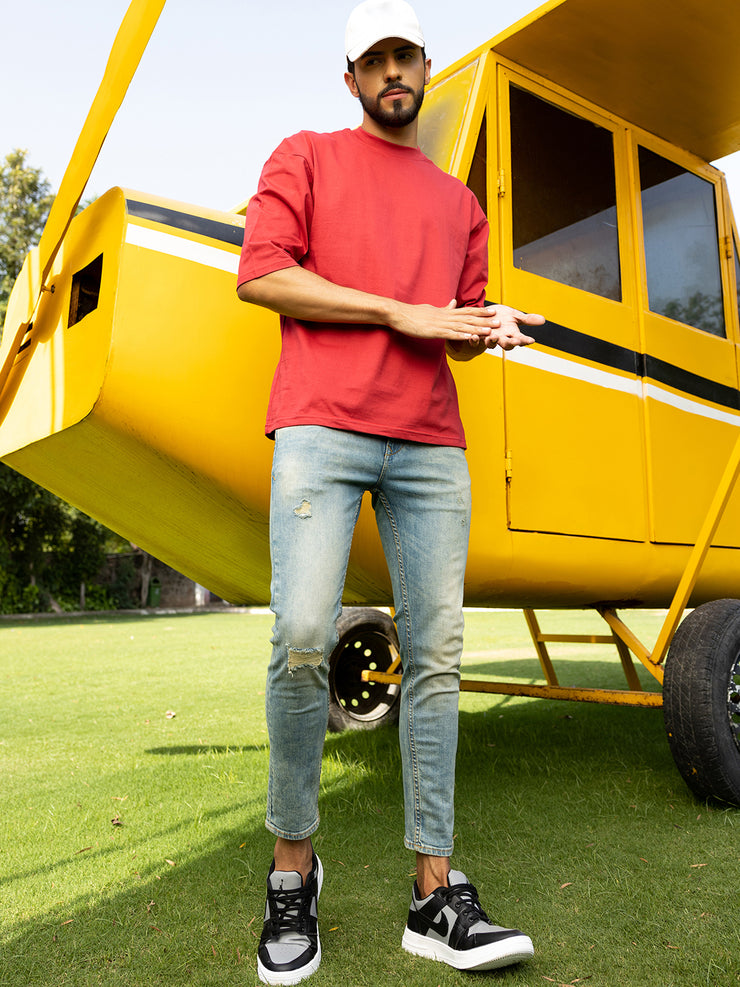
69, 254, 103, 327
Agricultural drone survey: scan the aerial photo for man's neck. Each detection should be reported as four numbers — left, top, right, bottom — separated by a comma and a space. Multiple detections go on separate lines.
360, 113, 418, 148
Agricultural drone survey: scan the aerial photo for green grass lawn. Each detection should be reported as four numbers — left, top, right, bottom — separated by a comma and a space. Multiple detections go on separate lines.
1, 609, 739, 986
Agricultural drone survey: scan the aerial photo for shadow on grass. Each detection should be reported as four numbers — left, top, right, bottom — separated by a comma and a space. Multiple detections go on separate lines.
460, 653, 663, 693
0, 692, 710, 987
0, 798, 263, 890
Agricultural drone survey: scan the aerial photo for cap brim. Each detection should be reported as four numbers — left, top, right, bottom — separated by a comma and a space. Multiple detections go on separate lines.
346, 31, 425, 62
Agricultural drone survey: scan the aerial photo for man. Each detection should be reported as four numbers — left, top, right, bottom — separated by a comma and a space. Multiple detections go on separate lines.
237, 1, 543, 983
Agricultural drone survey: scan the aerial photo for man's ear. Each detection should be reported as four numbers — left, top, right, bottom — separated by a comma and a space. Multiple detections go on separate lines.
344, 72, 360, 98
424, 58, 431, 86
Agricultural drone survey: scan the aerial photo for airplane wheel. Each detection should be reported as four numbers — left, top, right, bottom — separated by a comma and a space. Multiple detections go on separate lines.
327, 608, 401, 733
663, 599, 740, 805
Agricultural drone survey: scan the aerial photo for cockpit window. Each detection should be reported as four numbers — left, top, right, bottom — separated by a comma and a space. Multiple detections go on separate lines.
509, 85, 621, 302
418, 59, 479, 173
638, 146, 725, 337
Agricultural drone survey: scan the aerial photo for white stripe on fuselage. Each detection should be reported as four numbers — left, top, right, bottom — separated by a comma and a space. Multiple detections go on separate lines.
125, 223, 239, 275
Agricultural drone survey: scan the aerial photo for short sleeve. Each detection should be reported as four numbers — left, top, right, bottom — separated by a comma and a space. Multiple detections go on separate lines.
237, 134, 315, 287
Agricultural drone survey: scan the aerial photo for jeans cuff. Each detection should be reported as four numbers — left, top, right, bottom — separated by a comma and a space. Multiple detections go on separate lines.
404, 836, 454, 857
265, 816, 320, 841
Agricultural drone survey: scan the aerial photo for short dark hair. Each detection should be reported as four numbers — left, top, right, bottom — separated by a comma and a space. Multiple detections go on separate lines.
347, 46, 426, 75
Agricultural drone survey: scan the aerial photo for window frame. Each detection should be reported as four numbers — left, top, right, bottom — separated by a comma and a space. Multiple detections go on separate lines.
496, 65, 639, 323
631, 128, 739, 384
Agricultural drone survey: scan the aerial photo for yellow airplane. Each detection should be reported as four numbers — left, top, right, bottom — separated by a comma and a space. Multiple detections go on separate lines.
2, 0, 740, 805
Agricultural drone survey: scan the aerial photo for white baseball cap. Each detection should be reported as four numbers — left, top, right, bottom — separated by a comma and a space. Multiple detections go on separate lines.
345, 0, 425, 62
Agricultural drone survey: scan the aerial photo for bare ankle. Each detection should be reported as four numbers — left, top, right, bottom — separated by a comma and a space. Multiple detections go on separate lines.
273, 837, 313, 881
415, 853, 450, 898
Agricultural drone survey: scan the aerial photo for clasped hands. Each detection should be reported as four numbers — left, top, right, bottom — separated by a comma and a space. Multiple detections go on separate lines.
392, 298, 545, 359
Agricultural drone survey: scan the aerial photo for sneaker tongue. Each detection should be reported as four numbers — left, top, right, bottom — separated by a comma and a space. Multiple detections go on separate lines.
447, 869, 468, 886
268, 869, 303, 892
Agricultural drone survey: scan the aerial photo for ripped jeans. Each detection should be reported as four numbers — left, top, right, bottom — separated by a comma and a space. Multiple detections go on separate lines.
265, 425, 471, 856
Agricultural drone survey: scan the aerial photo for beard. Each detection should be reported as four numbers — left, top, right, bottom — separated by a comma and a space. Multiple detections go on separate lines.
357, 79, 425, 129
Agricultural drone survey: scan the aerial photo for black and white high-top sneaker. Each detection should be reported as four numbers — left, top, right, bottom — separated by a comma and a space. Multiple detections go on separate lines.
257, 853, 323, 986
401, 869, 534, 971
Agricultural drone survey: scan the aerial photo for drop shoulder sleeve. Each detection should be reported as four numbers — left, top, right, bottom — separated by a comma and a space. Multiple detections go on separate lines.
237, 133, 315, 287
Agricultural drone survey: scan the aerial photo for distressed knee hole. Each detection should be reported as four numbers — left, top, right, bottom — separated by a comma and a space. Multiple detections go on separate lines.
288, 646, 323, 671
293, 499, 312, 519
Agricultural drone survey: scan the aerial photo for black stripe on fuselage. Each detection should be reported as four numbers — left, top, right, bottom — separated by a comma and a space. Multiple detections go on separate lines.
123, 200, 739, 413
530, 320, 740, 413
126, 198, 244, 248
642, 353, 740, 411
532, 319, 638, 376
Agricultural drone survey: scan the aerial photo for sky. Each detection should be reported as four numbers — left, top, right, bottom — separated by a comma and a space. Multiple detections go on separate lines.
2, 0, 740, 214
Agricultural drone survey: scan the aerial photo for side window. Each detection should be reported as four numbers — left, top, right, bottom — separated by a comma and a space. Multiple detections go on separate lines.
509, 85, 621, 301
418, 59, 479, 173
466, 114, 487, 217
638, 146, 725, 337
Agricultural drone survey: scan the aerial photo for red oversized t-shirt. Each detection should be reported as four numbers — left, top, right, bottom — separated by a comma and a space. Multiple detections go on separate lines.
238, 127, 488, 447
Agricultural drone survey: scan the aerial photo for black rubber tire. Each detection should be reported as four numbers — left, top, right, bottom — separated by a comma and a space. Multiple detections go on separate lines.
327, 607, 401, 733
663, 599, 740, 805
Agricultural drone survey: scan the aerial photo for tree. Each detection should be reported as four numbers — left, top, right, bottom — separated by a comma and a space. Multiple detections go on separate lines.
0, 149, 54, 334
0, 465, 63, 612
661, 290, 726, 337
0, 463, 116, 613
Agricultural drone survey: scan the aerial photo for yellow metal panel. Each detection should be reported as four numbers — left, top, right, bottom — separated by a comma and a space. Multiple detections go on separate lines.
490, 0, 740, 161
504, 354, 647, 540
0, 188, 123, 446
452, 340, 513, 596
106, 227, 264, 491
653, 425, 740, 664
645, 397, 740, 546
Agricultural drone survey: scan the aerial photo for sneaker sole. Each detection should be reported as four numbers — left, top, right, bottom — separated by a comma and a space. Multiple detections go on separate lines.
257, 943, 322, 986
401, 927, 534, 971
257, 857, 324, 986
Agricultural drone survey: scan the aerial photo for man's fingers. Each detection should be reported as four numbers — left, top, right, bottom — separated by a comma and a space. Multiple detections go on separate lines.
408, 302, 542, 342
508, 311, 545, 326
496, 337, 535, 350
485, 328, 536, 350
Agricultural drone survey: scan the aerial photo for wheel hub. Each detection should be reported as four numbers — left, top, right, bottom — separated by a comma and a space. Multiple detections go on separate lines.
728, 649, 740, 753
332, 631, 399, 722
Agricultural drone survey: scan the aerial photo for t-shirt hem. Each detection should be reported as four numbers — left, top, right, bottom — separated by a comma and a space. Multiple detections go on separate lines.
266, 415, 467, 449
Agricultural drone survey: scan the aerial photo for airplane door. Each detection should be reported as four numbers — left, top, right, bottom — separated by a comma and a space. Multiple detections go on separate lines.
496, 71, 648, 542
634, 141, 740, 546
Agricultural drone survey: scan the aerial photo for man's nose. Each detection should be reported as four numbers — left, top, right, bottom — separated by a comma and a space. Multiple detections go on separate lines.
384, 58, 402, 80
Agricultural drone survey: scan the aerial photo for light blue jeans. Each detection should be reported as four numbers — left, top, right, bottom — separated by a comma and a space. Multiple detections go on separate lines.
265, 425, 471, 856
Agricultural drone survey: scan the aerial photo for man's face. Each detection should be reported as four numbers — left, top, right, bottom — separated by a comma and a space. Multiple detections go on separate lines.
346, 39, 430, 129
